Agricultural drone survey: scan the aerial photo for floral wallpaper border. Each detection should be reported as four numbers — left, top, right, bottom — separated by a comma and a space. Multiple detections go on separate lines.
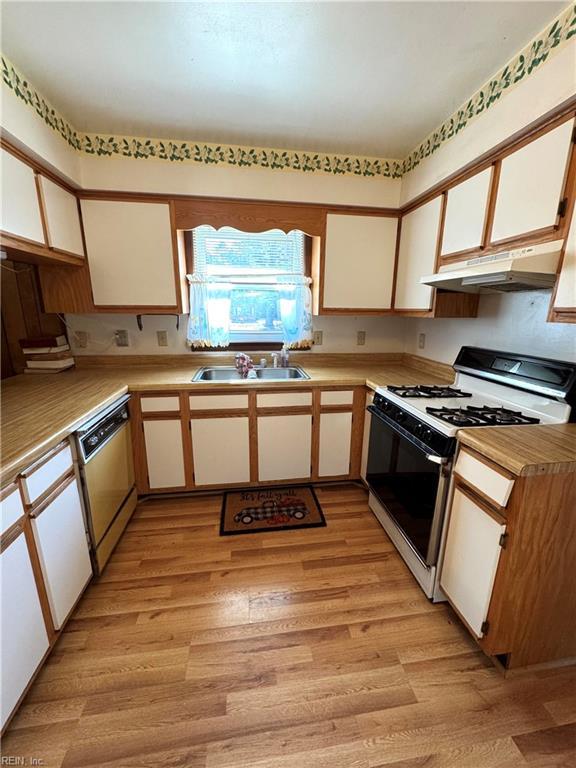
1, 3, 574, 179
403, 2, 576, 175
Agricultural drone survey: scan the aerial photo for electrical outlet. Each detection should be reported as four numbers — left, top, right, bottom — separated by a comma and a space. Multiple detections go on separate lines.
418, 333, 426, 350
156, 330, 168, 347
313, 330, 323, 346
357, 331, 366, 346
75, 331, 88, 348
114, 330, 130, 347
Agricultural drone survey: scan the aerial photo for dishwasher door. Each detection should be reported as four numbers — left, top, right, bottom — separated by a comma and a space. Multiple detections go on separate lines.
83, 422, 135, 546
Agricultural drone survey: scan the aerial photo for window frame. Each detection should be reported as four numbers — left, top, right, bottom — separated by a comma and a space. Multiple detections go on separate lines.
185, 229, 313, 351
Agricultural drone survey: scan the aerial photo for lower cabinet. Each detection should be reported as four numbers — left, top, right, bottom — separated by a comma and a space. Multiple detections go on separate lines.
31, 476, 93, 629
318, 412, 352, 477
191, 417, 250, 486
143, 419, 186, 489
258, 415, 312, 481
1, 525, 49, 729
440, 484, 506, 638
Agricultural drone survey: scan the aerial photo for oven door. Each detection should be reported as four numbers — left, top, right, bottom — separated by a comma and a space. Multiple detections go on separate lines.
366, 407, 450, 565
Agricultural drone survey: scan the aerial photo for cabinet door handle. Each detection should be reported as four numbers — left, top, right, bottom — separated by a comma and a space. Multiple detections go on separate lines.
426, 454, 447, 465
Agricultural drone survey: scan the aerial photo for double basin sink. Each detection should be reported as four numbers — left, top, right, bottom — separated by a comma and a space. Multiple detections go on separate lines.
192, 366, 310, 382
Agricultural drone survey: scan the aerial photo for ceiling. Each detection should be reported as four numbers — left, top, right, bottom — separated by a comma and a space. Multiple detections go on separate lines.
0, 1, 568, 158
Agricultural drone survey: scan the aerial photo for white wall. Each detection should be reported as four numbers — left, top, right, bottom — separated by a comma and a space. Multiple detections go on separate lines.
405, 291, 576, 364
65, 312, 407, 356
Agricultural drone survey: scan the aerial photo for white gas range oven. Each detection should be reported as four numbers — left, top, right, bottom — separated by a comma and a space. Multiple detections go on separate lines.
364, 346, 576, 600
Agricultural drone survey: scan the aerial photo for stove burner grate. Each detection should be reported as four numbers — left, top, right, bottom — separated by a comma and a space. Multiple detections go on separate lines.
426, 405, 541, 427
388, 385, 472, 399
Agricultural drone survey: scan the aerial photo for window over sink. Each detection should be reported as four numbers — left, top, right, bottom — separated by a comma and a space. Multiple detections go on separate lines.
187, 226, 313, 349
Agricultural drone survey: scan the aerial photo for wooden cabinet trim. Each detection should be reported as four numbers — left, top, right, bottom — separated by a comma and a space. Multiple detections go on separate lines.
27, 471, 76, 519
453, 475, 508, 524
20, 440, 71, 479
0, 518, 25, 553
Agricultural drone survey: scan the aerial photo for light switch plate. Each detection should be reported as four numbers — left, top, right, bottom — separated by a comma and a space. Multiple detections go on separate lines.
75, 331, 88, 348
313, 330, 323, 346
114, 330, 130, 347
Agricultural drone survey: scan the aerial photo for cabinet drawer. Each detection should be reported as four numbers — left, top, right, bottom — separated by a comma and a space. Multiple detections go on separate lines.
141, 396, 181, 412
21, 443, 74, 506
455, 449, 514, 507
189, 394, 249, 410
1, 485, 25, 534
257, 392, 312, 408
320, 390, 354, 406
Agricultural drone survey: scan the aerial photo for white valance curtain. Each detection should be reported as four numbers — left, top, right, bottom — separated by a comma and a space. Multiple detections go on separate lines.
186, 274, 313, 349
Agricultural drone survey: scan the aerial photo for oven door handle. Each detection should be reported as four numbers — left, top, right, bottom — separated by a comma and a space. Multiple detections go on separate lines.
426, 454, 448, 465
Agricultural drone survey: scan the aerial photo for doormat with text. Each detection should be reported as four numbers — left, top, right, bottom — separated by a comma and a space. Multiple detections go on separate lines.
220, 486, 326, 536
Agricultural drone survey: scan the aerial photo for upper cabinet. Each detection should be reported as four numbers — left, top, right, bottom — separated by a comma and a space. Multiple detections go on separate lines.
490, 118, 574, 245
320, 213, 398, 313
441, 167, 492, 257
0, 148, 45, 245
37, 175, 85, 258
80, 199, 186, 310
394, 196, 442, 311
550, 206, 576, 322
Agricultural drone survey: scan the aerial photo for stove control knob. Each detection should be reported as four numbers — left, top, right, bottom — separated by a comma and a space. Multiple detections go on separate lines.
396, 411, 407, 423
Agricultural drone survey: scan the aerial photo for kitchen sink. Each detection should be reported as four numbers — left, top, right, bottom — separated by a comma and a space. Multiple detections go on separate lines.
192, 366, 310, 382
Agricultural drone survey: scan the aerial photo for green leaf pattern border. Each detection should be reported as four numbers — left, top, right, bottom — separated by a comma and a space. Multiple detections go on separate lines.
1, 3, 574, 180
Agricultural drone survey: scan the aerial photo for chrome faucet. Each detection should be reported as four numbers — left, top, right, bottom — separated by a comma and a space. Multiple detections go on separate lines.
271, 352, 279, 368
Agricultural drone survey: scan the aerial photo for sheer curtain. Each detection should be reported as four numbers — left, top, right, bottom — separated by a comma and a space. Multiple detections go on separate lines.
187, 275, 232, 349
278, 275, 313, 349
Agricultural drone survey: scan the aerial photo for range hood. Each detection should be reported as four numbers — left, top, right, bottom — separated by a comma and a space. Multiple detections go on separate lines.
421, 240, 563, 293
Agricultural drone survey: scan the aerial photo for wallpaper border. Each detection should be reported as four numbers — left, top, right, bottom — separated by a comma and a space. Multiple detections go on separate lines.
1, 3, 574, 179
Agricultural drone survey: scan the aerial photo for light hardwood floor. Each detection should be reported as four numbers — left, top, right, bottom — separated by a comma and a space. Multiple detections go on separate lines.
2, 484, 575, 767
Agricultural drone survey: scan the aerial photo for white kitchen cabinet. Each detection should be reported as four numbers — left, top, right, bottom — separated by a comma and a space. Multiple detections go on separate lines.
323, 214, 398, 310
143, 419, 186, 489
37, 175, 84, 257
491, 119, 574, 244
318, 412, 352, 477
441, 168, 492, 256
258, 415, 312, 481
553, 210, 576, 312
395, 196, 442, 310
440, 486, 506, 638
1, 528, 50, 729
31, 476, 92, 630
80, 199, 177, 307
0, 148, 45, 244
191, 417, 250, 486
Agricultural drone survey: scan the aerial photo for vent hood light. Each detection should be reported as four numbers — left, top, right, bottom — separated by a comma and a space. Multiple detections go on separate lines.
420, 240, 563, 293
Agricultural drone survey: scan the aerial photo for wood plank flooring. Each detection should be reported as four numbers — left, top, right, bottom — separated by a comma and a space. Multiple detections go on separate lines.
2, 484, 575, 767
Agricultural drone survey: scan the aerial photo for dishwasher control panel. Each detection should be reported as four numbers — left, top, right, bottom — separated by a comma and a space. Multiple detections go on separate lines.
77, 399, 130, 462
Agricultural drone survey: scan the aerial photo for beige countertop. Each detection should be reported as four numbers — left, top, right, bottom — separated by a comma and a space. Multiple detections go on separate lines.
3, 352, 575, 487
1, 353, 451, 486
457, 423, 576, 477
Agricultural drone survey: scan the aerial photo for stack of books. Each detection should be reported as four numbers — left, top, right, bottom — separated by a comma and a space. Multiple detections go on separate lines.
20, 335, 75, 374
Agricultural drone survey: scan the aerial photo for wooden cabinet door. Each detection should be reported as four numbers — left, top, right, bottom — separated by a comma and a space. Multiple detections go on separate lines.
258, 415, 312, 481
553, 209, 576, 313
323, 214, 398, 310
440, 486, 506, 638
0, 527, 50, 729
491, 119, 574, 244
1, 148, 45, 244
395, 196, 442, 310
318, 412, 352, 477
191, 417, 250, 486
31, 476, 92, 630
441, 168, 492, 257
143, 419, 186, 489
80, 200, 177, 307
38, 175, 84, 257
